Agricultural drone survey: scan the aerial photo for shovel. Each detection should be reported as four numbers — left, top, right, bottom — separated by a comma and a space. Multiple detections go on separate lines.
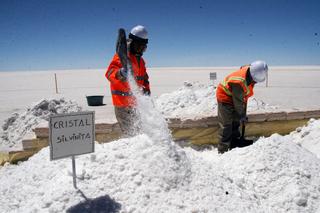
238, 120, 253, 147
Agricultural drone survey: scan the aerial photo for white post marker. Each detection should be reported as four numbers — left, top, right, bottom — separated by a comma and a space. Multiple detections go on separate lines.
54, 73, 58, 94
266, 70, 269, 87
49, 111, 95, 189
209, 72, 217, 87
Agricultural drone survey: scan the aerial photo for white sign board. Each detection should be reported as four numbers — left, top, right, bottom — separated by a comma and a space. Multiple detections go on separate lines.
49, 111, 95, 160
210, 72, 217, 80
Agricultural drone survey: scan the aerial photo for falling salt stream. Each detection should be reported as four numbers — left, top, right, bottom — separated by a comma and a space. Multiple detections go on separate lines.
126, 67, 192, 187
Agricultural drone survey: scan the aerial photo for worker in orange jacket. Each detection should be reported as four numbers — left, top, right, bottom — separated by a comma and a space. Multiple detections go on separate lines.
105, 25, 150, 136
216, 61, 268, 153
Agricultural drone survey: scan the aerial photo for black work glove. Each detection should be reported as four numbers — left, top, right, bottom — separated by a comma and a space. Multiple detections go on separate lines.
240, 116, 248, 124
143, 88, 151, 96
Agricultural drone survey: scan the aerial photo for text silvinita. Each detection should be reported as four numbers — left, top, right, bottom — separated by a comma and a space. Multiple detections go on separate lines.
56, 132, 91, 143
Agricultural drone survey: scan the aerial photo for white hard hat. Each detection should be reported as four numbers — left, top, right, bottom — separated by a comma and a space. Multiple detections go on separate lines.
250, 60, 268, 82
129, 25, 148, 43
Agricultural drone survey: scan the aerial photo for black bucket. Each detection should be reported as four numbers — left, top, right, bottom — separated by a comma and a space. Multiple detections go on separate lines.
86, 95, 104, 106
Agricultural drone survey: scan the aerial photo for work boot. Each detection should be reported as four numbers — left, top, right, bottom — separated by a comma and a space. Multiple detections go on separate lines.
236, 138, 253, 147
218, 143, 230, 154
231, 137, 253, 148
238, 138, 253, 147
230, 138, 240, 149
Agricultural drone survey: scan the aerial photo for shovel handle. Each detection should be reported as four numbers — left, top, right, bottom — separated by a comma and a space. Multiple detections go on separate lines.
241, 121, 246, 139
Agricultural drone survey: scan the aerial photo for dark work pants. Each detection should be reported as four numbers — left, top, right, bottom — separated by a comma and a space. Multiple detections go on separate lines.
217, 102, 241, 147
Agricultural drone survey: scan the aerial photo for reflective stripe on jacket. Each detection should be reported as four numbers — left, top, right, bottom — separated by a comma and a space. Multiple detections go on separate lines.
105, 53, 150, 107
216, 66, 254, 105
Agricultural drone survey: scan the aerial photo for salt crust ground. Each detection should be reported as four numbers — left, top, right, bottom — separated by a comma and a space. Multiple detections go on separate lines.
0, 119, 320, 213
1, 71, 320, 212
0, 82, 278, 151
2, 66, 320, 126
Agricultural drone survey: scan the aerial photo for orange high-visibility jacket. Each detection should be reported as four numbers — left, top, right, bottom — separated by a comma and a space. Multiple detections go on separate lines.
216, 66, 254, 105
105, 53, 150, 107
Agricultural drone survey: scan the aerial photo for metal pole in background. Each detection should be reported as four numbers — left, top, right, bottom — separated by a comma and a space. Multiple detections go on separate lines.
266, 71, 268, 87
54, 73, 59, 94
210, 72, 217, 88
72, 156, 77, 189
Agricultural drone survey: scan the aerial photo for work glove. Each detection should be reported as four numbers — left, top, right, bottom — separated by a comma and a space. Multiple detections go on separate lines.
240, 116, 248, 124
116, 68, 128, 82
143, 88, 151, 96
119, 67, 128, 78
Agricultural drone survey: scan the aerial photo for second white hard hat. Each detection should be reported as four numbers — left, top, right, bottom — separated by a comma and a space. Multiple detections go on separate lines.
250, 61, 268, 82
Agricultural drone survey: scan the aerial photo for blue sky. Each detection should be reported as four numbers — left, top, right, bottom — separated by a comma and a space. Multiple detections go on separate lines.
0, 0, 319, 71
